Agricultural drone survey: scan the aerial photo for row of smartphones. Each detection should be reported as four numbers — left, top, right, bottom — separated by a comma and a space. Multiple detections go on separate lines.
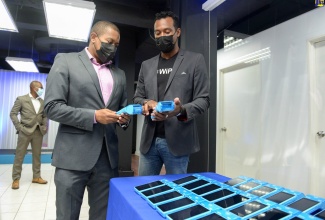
134, 174, 325, 219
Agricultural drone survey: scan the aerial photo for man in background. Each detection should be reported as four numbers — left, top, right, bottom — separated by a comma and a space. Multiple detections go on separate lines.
44, 21, 130, 220
133, 11, 210, 176
10, 80, 48, 190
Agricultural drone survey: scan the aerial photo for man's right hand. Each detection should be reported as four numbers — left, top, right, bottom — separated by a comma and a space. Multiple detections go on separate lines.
95, 109, 120, 124
143, 100, 158, 116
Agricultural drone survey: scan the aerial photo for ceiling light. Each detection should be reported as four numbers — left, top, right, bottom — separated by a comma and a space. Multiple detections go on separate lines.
43, 0, 96, 42
0, 0, 18, 32
5, 57, 39, 73
202, 0, 226, 11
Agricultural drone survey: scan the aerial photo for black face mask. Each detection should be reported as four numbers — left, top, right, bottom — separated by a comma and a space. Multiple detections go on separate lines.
155, 33, 176, 53
95, 40, 117, 64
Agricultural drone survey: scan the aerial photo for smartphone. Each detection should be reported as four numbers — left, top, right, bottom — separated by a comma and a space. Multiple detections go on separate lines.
236, 182, 260, 191
203, 188, 234, 202
135, 180, 164, 191
215, 194, 249, 208
266, 192, 294, 204
192, 184, 221, 195
196, 213, 227, 220
157, 197, 195, 212
183, 180, 210, 190
173, 176, 198, 185
287, 198, 318, 212
148, 191, 182, 204
249, 186, 276, 197
224, 178, 245, 186
142, 185, 173, 197
167, 205, 209, 220
315, 210, 325, 219
248, 208, 290, 219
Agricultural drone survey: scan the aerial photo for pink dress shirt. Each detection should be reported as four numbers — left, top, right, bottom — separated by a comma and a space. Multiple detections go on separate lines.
85, 48, 114, 123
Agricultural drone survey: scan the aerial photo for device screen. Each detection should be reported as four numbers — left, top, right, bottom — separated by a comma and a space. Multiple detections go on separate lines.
135, 180, 163, 191
288, 198, 318, 211
203, 189, 234, 201
215, 194, 249, 208
196, 213, 227, 220
158, 197, 194, 212
230, 201, 267, 217
148, 191, 182, 204
249, 186, 276, 197
167, 205, 209, 220
266, 192, 294, 203
248, 208, 289, 219
183, 180, 210, 190
224, 177, 245, 186
173, 176, 198, 185
192, 184, 221, 195
142, 185, 172, 197
315, 210, 325, 219
236, 182, 260, 191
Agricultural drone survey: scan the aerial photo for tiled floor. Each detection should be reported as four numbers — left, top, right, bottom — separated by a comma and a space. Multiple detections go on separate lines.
0, 163, 90, 220
0, 155, 165, 220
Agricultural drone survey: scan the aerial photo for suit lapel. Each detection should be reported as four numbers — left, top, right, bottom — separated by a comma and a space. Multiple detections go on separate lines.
79, 50, 105, 105
164, 49, 184, 94
39, 99, 44, 113
106, 65, 118, 107
151, 55, 159, 101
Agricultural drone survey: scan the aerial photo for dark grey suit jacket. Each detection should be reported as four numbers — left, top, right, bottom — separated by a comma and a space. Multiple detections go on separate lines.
44, 49, 128, 171
134, 49, 210, 156
10, 94, 47, 135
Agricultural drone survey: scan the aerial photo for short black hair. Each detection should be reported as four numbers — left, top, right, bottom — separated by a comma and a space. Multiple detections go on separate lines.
90, 21, 120, 37
155, 11, 179, 29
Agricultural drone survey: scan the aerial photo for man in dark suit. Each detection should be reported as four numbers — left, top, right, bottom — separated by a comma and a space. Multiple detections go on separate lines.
10, 80, 48, 189
44, 21, 130, 220
133, 11, 210, 176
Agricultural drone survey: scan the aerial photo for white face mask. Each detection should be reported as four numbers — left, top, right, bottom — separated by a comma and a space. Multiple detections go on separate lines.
36, 88, 44, 97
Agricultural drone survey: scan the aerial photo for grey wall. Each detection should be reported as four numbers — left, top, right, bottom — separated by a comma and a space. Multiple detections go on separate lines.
170, 0, 218, 172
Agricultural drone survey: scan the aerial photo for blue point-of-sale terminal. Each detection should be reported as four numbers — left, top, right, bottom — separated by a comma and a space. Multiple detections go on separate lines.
151, 101, 175, 119
155, 101, 175, 113
116, 104, 142, 115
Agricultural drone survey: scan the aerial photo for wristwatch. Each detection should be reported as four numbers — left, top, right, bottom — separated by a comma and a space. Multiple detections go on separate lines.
176, 106, 184, 117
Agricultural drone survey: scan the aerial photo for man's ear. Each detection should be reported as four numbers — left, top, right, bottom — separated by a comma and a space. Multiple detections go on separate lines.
90, 32, 97, 43
176, 28, 181, 38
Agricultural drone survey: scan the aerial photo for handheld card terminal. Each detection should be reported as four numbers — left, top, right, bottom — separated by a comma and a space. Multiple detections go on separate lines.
116, 104, 142, 115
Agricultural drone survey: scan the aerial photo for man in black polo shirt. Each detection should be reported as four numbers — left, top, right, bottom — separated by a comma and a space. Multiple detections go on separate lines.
133, 11, 210, 175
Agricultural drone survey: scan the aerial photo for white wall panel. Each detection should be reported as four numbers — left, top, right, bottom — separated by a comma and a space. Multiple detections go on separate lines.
217, 6, 325, 196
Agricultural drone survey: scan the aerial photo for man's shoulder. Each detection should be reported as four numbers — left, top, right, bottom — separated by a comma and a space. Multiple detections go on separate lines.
142, 54, 159, 64
17, 94, 29, 100
181, 49, 203, 58
55, 50, 84, 60
14, 94, 30, 104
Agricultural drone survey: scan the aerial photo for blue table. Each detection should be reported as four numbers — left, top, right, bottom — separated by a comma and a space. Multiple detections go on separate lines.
107, 172, 230, 220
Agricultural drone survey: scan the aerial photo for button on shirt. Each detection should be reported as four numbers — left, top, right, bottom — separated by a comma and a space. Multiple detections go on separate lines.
85, 47, 114, 105
29, 93, 41, 113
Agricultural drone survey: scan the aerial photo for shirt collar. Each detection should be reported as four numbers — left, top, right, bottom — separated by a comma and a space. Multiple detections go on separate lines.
85, 47, 112, 66
29, 93, 40, 100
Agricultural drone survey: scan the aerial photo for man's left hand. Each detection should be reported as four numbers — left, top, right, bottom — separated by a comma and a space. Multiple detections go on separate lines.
151, 97, 182, 121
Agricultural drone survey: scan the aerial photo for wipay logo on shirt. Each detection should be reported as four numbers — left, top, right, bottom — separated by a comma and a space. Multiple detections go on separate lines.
157, 68, 173, 75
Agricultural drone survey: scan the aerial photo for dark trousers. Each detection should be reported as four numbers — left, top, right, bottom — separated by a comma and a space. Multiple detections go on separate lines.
55, 143, 118, 220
